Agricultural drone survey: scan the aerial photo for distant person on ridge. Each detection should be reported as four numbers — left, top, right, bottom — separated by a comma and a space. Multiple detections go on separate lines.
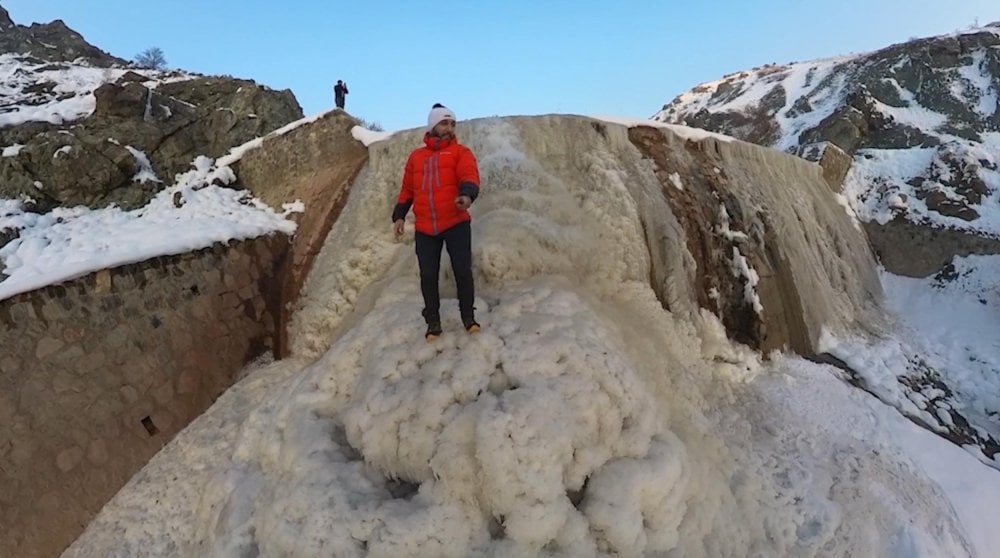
393, 103, 481, 340
334, 79, 348, 109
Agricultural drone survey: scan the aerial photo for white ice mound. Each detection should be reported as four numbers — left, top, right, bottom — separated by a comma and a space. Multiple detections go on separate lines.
193, 283, 687, 557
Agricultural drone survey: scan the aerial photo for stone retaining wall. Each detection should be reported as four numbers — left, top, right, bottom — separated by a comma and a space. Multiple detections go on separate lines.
0, 234, 287, 558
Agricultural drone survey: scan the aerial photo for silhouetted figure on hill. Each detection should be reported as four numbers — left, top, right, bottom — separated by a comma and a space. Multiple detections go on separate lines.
334, 80, 349, 109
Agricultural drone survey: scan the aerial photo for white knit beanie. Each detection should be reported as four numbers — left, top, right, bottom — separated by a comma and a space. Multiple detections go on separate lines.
426, 103, 456, 132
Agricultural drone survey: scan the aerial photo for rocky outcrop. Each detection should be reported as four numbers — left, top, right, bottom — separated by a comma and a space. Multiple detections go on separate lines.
0, 6, 125, 66
0, 11, 304, 213
798, 141, 853, 192
0, 72, 303, 210
230, 111, 370, 357
863, 217, 1000, 277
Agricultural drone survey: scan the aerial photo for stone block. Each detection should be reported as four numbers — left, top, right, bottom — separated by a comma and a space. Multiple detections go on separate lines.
150, 409, 175, 433
69, 428, 90, 447
238, 285, 255, 302
9, 302, 35, 323
221, 292, 240, 309
35, 336, 64, 360
105, 324, 131, 348
9, 437, 36, 464
191, 301, 211, 320
119, 385, 139, 404
98, 294, 123, 313
169, 330, 194, 355
151, 381, 174, 405
61, 326, 86, 344
94, 269, 112, 294
87, 439, 109, 465
112, 273, 135, 291
0, 355, 21, 374
78, 351, 108, 374
123, 365, 154, 393
56, 344, 86, 363
56, 446, 84, 472
798, 141, 852, 192
53, 371, 83, 394
177, 367, 202, 395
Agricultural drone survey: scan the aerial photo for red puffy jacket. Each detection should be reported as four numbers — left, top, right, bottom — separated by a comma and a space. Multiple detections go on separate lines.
394, 134, 480, 236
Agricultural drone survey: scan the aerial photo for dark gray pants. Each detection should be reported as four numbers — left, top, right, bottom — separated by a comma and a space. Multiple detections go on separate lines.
415, 221, 474, 322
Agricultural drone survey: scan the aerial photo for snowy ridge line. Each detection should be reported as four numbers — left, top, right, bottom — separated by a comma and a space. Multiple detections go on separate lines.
655, 22, 1000, 129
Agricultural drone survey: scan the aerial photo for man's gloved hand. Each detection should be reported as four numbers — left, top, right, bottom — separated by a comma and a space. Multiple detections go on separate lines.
455, 195, 472, 210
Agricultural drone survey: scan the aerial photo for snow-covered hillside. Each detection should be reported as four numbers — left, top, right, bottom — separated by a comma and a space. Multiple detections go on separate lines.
0, 53, 188, 128
656, 23, 1000, 239
63, 117, 1000, 558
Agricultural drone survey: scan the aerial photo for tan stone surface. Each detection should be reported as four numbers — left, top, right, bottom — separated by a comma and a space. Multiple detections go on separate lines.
0, 234, 286, 558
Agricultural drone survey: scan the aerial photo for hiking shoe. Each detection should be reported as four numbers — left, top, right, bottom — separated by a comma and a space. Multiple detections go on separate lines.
462, 316, 481, 334
425, 320, 443, 341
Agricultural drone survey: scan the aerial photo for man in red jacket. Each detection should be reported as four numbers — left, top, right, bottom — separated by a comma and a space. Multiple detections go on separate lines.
393, 103, 481, 340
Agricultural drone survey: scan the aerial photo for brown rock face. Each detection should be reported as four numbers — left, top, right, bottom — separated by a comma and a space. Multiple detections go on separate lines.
0, 12, 305, 214
0, 75, 304, 211
232, 111, 370, 357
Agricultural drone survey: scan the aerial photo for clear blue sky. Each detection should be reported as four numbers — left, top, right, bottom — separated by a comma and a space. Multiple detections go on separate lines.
4, 1, 998, 130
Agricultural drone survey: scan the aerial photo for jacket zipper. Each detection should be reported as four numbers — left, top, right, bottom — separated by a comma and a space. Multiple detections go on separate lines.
431, 151, 441, 235
422, 155, 439, 235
